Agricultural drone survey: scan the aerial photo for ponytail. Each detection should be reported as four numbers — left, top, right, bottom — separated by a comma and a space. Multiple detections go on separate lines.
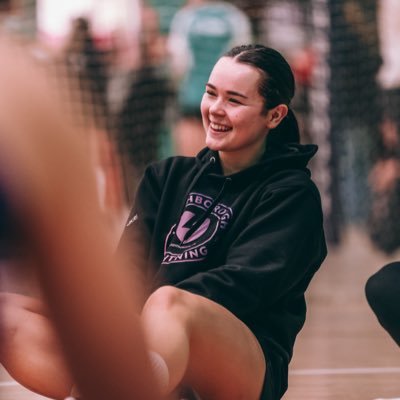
267, 108, 300, 146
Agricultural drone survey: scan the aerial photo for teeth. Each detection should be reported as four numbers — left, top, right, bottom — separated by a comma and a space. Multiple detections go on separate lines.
210, 122, 230, 132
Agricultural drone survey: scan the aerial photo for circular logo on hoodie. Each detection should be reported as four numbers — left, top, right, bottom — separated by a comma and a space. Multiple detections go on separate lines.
162, 193, 232, 264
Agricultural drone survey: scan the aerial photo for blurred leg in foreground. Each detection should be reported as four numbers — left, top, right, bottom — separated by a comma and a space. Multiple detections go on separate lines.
0, 36, 160, 400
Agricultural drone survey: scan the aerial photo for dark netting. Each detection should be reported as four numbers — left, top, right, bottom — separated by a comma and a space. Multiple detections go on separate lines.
2, 1, 398, 253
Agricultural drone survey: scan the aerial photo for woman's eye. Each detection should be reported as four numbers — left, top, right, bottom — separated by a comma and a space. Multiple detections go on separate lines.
206, 90, 216, 97
229, 98, 241, 104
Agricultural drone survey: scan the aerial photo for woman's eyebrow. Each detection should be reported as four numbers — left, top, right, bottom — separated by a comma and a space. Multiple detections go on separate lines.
206, 83, 248, 99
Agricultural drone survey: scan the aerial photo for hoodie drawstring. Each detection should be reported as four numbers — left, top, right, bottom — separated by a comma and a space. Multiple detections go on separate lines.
175, 155, 216, 218
181, 176, 232, 244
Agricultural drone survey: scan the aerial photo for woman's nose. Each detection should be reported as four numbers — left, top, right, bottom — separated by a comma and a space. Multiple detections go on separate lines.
209, 98, 225, 115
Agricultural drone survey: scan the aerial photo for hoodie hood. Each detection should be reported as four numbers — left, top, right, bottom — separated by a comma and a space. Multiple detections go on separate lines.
173, 143, 318, 234
194, 143, 318, 184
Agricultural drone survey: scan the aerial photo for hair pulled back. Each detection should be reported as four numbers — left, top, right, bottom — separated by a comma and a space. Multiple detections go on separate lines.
224, 44, 300, 145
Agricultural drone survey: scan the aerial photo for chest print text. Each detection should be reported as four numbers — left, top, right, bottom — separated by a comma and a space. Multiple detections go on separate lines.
163, 193, 233, 264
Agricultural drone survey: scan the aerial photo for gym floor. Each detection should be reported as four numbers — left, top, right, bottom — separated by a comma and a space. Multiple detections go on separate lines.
1, 226, 399, 400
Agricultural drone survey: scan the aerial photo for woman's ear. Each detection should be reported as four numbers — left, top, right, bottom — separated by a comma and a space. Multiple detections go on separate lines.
266, 104, 288, 129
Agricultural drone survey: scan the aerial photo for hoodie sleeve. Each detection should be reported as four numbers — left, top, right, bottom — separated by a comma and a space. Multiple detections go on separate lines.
175, 183, 327, 319
117, 165, 162, 299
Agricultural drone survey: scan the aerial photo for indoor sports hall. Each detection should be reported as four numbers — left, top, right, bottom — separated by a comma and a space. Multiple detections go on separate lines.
1, 1, 399, 399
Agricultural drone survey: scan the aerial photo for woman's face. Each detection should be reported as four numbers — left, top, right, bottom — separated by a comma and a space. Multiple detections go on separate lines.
201, 57, 274, 172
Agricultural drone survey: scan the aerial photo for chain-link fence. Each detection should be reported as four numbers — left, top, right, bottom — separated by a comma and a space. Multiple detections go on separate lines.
1, 0, 399, 253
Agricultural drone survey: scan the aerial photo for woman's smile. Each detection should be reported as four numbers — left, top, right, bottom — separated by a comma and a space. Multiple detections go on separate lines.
209, 122, 232, 133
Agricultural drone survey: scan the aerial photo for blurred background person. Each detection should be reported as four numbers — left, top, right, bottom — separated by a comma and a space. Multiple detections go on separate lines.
367, 0, 400, 255
113, 3, 172, 204
333, 0, 381, 239
58, 16, 123, 218
166, 0, 253, 156
260, 0, 315, 144
61, 16, 109, 126
292, 0, 381, 246
364, 3, 400, 390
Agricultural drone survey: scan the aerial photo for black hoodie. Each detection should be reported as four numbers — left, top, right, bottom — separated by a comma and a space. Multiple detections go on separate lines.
120, 143, 327, 398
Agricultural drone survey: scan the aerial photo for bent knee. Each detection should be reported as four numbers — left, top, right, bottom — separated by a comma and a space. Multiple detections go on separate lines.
0, 292, 46, 314
143, 286, 191, 314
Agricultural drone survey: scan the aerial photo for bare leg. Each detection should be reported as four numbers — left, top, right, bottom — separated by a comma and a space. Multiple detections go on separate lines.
0, 37, 160, 400
0, 293, 73, 399
141, 286, 266, 400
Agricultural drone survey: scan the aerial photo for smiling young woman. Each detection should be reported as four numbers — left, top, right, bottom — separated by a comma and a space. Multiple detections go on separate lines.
2, 44, 326, 400
116, 44, 327, 400
201, 56, 288, 175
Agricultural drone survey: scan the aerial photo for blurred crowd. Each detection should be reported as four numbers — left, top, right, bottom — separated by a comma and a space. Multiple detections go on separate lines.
1, 0, 400, 254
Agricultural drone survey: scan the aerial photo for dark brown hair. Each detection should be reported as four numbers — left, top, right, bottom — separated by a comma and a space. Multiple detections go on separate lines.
224, 44, 300, 144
